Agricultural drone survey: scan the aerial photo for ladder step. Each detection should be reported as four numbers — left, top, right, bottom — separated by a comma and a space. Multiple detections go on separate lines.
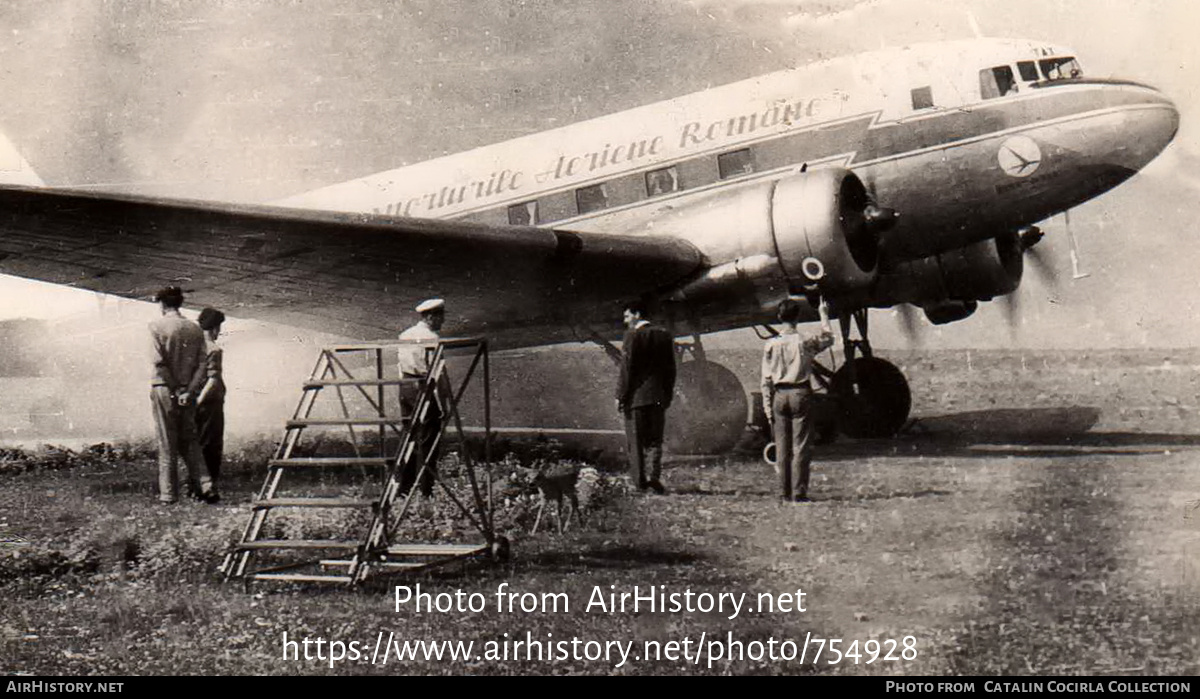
323, 338, 481, 352
288, 418, 405, 427
250, 572, 354, 583
269, 457, 391, 468
237, 540, 360, 550
386, 544, 488, 556
326, 343, 403, 352
253, 498, 379, 509
304, 379, 418, 388
374, 561, 432, 570
320, 559, 426, 570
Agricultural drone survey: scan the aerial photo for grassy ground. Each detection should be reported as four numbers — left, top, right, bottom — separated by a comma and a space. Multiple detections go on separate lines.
3, 349, 1200, 675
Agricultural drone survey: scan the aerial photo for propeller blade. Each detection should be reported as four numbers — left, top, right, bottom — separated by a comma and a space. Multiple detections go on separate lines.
999, 290, 1020, 332
1025, 244, 1060, 289
896, 302, 922, 345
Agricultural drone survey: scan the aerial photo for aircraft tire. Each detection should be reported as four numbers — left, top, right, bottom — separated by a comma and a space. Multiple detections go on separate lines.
831, 356, 911, 438
665, 359, 747, 455
811, 393, 840, 445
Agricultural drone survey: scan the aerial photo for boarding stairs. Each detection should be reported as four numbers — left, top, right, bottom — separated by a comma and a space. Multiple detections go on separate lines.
220, 337, 501, 585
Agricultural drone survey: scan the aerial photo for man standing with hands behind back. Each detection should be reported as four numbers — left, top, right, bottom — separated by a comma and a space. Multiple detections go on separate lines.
149, 286, 217, 504
616, 300, 676, 495
761, 295, 834, 503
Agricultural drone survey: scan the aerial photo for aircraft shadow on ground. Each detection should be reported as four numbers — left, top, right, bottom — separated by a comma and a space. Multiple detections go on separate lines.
818, 407, 1200, 461
816, 488, 955, 503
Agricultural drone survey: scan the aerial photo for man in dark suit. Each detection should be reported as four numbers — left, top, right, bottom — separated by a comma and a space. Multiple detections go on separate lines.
616, 300, 676, 494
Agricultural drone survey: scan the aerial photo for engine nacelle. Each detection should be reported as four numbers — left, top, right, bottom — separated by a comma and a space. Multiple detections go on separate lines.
664, 168, 881, 307
873, 230, 1023, 309
771, 168, 880, 292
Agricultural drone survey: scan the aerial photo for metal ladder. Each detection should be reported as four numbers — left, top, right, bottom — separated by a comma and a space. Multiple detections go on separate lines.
220, 337, 499, 585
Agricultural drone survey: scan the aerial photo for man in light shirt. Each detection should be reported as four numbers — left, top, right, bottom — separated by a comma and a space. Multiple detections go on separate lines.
397, 298, 445, 497
760, 296, 834, 503
148, 286, 217, 504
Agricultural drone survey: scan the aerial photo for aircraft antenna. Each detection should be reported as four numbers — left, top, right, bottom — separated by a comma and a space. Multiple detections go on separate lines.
966, 11, 984, 38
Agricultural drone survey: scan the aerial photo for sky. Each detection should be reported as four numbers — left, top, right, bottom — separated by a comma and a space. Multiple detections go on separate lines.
0, 0, 1197, 349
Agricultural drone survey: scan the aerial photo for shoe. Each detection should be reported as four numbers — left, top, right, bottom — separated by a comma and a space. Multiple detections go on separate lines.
202, 491, 221, 505
647, 480, 666, 495
793, 494, 811, 503
159, 498, 178, 505
638, 480, 649, 491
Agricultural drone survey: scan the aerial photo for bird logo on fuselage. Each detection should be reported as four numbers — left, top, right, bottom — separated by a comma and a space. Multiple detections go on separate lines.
998, 135, 1042, 178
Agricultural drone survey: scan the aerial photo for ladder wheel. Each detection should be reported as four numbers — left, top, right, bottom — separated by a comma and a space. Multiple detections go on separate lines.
489, 536, 511, 563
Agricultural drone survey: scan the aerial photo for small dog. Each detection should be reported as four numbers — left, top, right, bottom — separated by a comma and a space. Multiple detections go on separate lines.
531, 463, 582, 534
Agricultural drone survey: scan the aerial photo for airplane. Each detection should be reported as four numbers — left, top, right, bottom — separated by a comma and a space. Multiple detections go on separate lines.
0, 37, 1179, 453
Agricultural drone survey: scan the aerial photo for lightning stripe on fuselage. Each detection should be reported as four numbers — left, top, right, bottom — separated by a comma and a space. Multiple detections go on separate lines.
438, 82, 1168, 229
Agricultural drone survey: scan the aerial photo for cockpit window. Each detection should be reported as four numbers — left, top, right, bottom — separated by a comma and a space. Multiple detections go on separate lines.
979, 65, 1018, 99
1039, 56, 1082, 80
1017, 61, 1039, 82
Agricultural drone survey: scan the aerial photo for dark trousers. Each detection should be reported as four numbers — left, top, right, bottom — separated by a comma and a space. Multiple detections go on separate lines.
150, 386, 212, 502
196, 400, 224, 484
772, 387, 814, 500
625, 404, 665, 485
400, 382, 441, 497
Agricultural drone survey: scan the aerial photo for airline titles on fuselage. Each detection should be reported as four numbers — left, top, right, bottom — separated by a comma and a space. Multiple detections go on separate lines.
371, 92, 848, 218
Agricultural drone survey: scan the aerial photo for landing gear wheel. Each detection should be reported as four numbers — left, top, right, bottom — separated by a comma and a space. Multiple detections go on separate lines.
664, 360, 747, 455
831, 356, 911, 438
810, 393, 840, 445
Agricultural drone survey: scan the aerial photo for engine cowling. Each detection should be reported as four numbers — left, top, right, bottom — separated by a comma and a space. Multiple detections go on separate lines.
771, 168, 880, 293
664, 168, 882, 307
873, 230, 1024, 311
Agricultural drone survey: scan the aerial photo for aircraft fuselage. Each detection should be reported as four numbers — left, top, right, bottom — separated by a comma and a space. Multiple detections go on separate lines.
279, 38, 1178, 333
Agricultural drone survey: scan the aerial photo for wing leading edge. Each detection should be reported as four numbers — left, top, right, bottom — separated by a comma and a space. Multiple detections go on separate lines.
0, 186, 704, 347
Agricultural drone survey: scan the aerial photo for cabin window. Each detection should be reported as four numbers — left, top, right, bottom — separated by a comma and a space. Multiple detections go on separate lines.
979, 65, 1018, 99
717, 149, 754, 179
645, 166, 680, 196
1039, 56, 1082, 80
910, 86, 934, 110
575, 183, 609, 214
507, 201, 538, 225
1017, 61, 1039, 82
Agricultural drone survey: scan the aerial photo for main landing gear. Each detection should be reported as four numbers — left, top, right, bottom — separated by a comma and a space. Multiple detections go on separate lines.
663, 337, 746, 455
811, 308, 911, 439
591, 331, 746, 455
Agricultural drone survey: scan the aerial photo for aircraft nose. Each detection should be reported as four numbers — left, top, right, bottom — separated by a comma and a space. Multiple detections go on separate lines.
1110, 88, 1179, 171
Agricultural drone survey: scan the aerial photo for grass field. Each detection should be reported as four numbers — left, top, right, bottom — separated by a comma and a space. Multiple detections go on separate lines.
3, 349, 1200, 675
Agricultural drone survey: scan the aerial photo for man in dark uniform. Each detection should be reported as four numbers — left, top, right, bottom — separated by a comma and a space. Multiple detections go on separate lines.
195, 307, 226, 487
148, 286, 216, 504
616, 300, 676, 494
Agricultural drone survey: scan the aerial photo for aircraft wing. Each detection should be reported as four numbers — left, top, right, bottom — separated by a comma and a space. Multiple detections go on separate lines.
0, 186, 704, 346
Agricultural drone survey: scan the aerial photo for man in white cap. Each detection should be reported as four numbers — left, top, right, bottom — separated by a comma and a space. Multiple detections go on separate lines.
397, 298, 445, 496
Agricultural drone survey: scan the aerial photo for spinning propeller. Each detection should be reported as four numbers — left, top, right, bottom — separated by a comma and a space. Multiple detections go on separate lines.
896, 217, 1083, 344
997, 224, 1059, 329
